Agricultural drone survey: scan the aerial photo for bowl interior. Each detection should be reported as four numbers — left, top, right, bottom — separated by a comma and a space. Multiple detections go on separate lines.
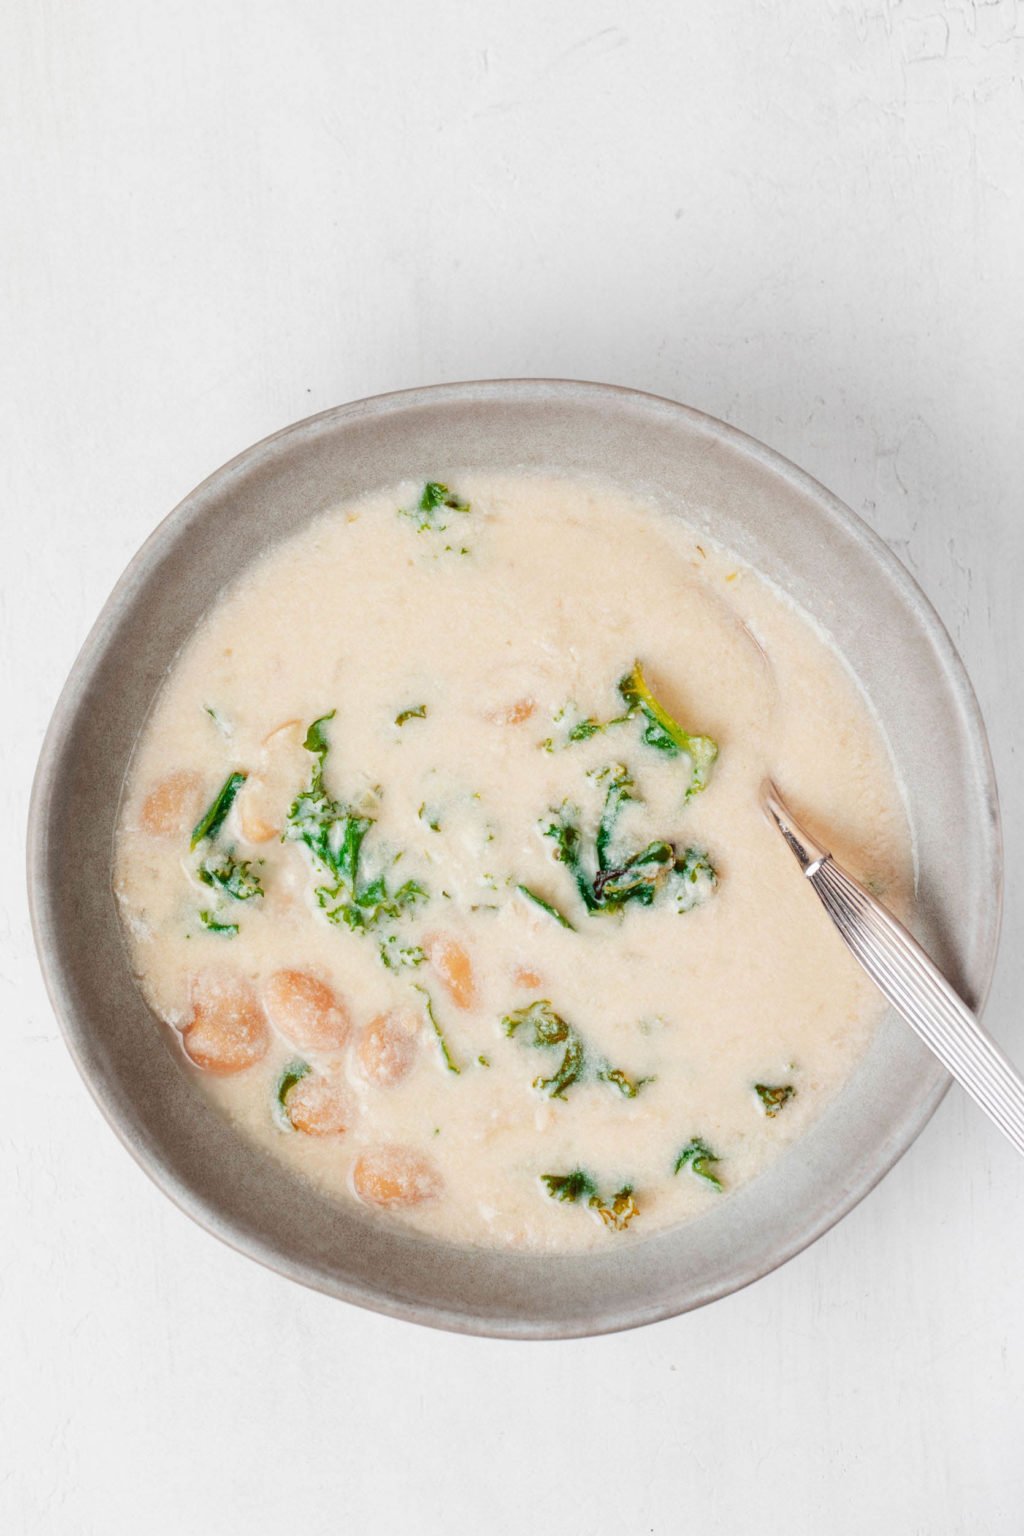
29, 381, 1001, 1337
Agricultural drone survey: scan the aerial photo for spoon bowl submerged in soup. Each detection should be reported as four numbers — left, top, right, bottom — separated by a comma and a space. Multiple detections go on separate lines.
114, 472, 913, 1252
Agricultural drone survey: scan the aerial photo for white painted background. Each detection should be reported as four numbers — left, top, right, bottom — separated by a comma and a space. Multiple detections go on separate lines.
3, 2, 1023, 1531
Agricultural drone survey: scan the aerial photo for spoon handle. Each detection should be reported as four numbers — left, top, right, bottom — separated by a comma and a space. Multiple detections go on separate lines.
763, 781, 1024, 1157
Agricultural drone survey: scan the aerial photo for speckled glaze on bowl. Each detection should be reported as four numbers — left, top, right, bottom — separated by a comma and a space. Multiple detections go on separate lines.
27, 381, 1002, 1338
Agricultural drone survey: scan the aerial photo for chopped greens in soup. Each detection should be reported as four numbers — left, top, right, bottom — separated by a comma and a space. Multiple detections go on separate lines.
114, 473, 913, 1251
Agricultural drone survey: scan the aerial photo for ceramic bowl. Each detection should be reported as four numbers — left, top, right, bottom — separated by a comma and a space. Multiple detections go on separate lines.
28, 380, 1002, 1337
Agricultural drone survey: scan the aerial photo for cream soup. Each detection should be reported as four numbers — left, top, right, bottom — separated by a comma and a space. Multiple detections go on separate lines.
114, 473, 913, 1251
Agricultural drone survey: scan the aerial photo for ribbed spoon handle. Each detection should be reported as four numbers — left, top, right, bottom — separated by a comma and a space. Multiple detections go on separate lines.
763, 781, 1024, 1157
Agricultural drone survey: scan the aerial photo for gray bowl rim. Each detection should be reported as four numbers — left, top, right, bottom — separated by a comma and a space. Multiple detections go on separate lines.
27, 378, 1004, 1338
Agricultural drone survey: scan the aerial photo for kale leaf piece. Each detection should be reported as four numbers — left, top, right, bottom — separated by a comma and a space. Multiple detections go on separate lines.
618, 660, 717, 800
400, 481, 471, 532
673, 1137, 723, 1191
540, 1168, 638, 1231
284, 711, 427, 934
543, 764, 717, 919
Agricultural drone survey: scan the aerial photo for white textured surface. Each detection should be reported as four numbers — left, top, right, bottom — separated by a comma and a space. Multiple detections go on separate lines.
3, 2, 1023, 1531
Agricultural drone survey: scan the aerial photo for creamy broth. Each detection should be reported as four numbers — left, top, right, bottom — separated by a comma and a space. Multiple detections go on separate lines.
114, 473, 913, 1251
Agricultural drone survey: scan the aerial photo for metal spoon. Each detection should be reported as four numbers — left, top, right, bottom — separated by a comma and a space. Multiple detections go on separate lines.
762, 779, 1024, 1156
